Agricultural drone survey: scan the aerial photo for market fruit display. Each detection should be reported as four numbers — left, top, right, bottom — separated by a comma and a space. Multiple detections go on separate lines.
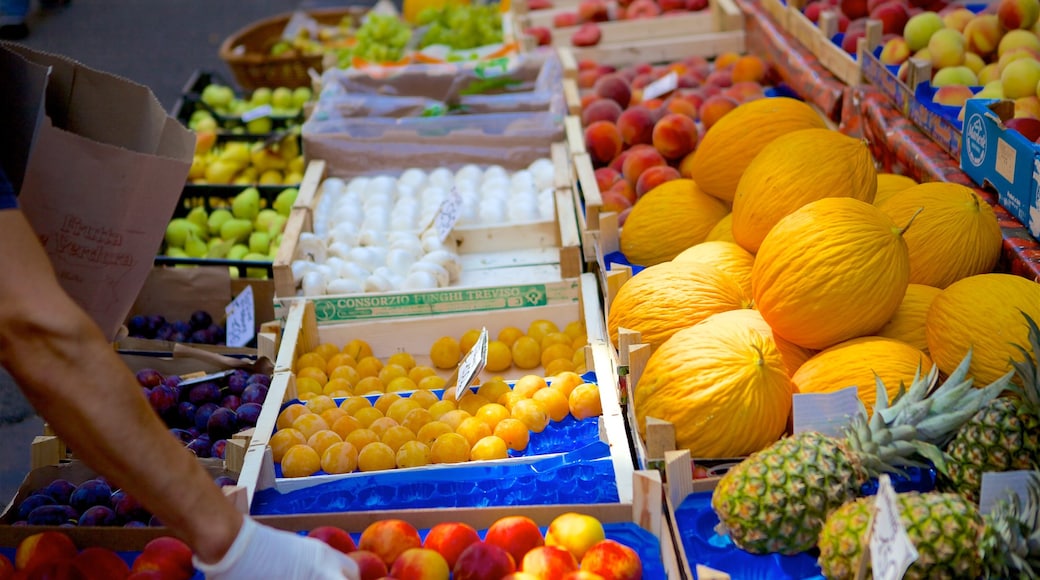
136, 367, 270, 459
7, 532, 196, 579
730, 128, 878, 253
712, 349, 1012, 554
941, 312, 1040, 503
618, 178, 729, 266
632, 307, 795, 458
11, 474, 236, 528
751, 197, 912, 351
607, 259, 751, 351
817, 475, 1040, 579
291, 160, 556, 296
188, 133, 305, 186
875, 283, 941, 351
126, 310, 226, 345
188, 82, 312, 135
671, 240, 754, 296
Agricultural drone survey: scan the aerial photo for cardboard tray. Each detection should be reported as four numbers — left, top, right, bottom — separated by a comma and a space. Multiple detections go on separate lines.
961, 98, 1040, 241
271, 152, 584, 323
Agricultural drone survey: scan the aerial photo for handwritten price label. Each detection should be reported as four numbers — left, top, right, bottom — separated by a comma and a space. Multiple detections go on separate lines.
224, 285, 255, 348
455, 327, 488, 400
642, 72, 678, 101
434, 187, 464, 243
241, 104, 273, 123
979, 470, 1037, 516
869, 474, 918, 580
792, 386, 863, 438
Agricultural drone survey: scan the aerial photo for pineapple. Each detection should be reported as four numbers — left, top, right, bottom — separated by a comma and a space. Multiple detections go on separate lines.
711, 350, 1012, 555
817, 474, 1040, 579
943, 312, 1040, 503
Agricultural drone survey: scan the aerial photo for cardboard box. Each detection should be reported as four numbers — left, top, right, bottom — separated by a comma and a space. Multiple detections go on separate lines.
961, 98, 1040, 240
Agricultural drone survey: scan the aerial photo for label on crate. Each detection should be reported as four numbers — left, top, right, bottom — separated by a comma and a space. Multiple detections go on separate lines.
280, 281, 579, 323
641, 72, 678, 102
433, 187, 464, 242
224, 285, 255, 348
455, 327, 488, 400
791, 386, 862, 437
241, 104, 273, 123
979, 470, 1036, 516
868, 474, 919, 580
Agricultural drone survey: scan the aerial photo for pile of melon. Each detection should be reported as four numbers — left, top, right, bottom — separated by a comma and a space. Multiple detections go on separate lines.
608, 97, 1040, 459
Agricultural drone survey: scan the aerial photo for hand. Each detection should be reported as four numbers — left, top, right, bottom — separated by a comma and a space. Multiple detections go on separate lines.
193, 516, 360, 580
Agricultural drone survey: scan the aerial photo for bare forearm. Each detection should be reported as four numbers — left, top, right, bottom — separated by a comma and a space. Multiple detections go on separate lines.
0, 211, 240, 563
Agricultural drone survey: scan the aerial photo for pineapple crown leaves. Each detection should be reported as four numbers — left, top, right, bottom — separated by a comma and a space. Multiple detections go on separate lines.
1008, 310, 1040, 406
982, 472, 1040, 579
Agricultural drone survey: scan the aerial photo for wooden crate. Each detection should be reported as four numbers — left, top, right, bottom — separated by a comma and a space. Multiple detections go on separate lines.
521, 0, 745, 68
781, 3, 869, 86
660, 450, 732, 580
272, 150, 584, 323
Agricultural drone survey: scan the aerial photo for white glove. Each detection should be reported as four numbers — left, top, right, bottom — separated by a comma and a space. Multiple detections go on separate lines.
194, 516, 360, 580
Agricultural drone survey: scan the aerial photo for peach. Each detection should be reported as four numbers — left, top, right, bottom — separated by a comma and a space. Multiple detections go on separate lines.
577, 59, 599, 71
608, 149, 630, 173
841, 0, 869, 20
931, 65, 978, 86
308, 525, 358, 554
130, 537, 194, 580
580, 93, 599, 110
932, 84, 976, 106
731, 55, 768, 83
621, 145, 667, 184
571, 22, 602, 46
1007, 116, 1040, 138
804, 1, 826, 22
389, 547, 450, 580
652, 113, 698, 160
975, 79, 1005, 98
577, 0, 610, 22
699, 95, 740, 130
453, 542, 517, 580
423, 522, 481, 569
705, 68, 733, 87
579, 539, 643, 580
577, 69, 601, 89
724, 80, 765, 103
617, 206, 633, 226
630, 72, 656, 90
1015, 95, 1040, 119
0, 554, 11, 578
544, 513, 606, 561
485, 515, 545, 567
978, 63, 1002, 85
660, 0, 687, 11
927, 28, 966, 68
562, 572, 607, 579
624, 0, 662, 18
347, 550, 389, 580
72, 547, 131, 580
880, 36, 911, 65
594, 74, 633, 108
942, 7, 975, 30
503, 573, 542, 580
553, 12, 579, 27
998, 0, 1040, 29
616, 105, 656, 146
871, 1, 910, 35
713, 51, 741, 69
963, 51, 985, 74
603, 182, 637, 210
665, 95, 700, 119
964, 14, 1001, 57
581, 98, 623, 126
1002, 58, 1040, 99
998, 46, 1040, 70
842, 27, 868, 55
635, 165, 681, 197
524, 26, 552, 46
15, 531, 78, 573
903, 11, 945, 51
583, 121, 623, 166
594, 167, 623, 193
998, 29, 1040, 57
521, 545, 579, 578
359, 519, 423, 567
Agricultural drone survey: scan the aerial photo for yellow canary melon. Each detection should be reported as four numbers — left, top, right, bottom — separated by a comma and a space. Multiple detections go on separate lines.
875, 182, 1002, 289
791, 336, 933, 415
634, 312, 794, 458
705, 213, 735, 243
731, 128, 877, 253
619, 179, 729, 267
752, 197, 911, 351
680, 97, 828, 204
925, 273, 1040, 384
607, 260, 751, 352
876, 284, 942, 352
695, 309, 814, 376
673, 241, 755, 297
873, 173, 918, 207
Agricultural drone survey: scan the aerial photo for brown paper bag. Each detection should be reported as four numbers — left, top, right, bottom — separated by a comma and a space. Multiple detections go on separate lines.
0, 43, 195, 341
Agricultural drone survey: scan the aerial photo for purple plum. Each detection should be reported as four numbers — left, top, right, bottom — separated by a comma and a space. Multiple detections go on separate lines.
194, 402, 219, 433
190, 310, 213, 330
177, 401, 197, 427
189, 329, 214, 344
172, 320, 192, 336
162, 374, 183, 389
169, 331, 187, 342
221, 394, 242, 412
127, 315, 149, 338
186, 435, 212, 458
69, 479, 112, 512
169, 428, 194, 444
211, 324, 226, 344
236, 403, 262, 427
186, 426, 201, 439
41, 479, 77, 505
135, 368, 164, 388
145, 314, 166, 334
111, 489, 149, 523
188, 381, 221, 405
148, 514, 164, 527
27, 504, 78, 526
124, 520, 148, 528
141, 386, 152, 399
246, 373, 271, 387
213, 475, 238, 488
211, 439, 228, 459
148, 385, 179, 416
78, 505, 118, 527
206, 407, 238, 441
240, 384, 268, 405
17, 494, 55, 520
226, 371, 249, 395
156, 325, 176, 341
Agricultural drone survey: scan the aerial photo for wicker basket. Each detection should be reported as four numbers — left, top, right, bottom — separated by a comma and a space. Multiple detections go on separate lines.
219, 8, 365, 90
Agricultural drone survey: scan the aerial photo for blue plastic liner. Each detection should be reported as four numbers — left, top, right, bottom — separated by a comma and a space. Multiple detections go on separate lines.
252, 441, 619, 515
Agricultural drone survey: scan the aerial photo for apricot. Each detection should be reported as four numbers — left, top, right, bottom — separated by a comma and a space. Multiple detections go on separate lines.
1002, 58, 1040, 99
942, 7, 975, 31
713, 51, 741, 69
724, 81, 765, 103
879, 37, 911, 66
594, 167, 622, 193
583, 121, 623, 166
621, 145, 667, 184
964, 14, 1001, 57
698, 95, 739, 131
731, 55, 767, 83
652, 113, 699, 160
666, 95, 701, 119
636, 165, 682, 197
998, 0, 1040, 30
927, 28, 966, 69
903, 11, 945, 51
616, 105, 656, 146
568, 383, 603, 420
270, 428, 307, 462
282, 444, 321, 478
321, 441, 359, 474
493, 417, 531, 452
932, 84, 976, 107
932, 65, 978, 87
998, 29, 1040, 57
581, 98, 623, 126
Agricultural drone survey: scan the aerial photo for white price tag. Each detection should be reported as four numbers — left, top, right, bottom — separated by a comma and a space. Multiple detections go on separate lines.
434, 187, 464, 243
641, 72, 679, 102
869, 474, 919, 580
241, 104, 273, 123
224, 285, 255, 348
454, 328, 488, 400
979, 470, 1037, 516
792, 386, 863, 437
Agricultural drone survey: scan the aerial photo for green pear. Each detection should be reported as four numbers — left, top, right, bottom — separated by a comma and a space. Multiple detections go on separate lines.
207, 239, 235, 259
272, 187, 298, 216
207, 208, 234, 237
251, 87, 273, 107
165, 218, 198, 248
271, 87, 294, 110
267, 214, 288, 236
220, 218, 254, 243
184, 230, 209, 258
291, 87, 312, 110
166, 246, 188, 259
231, 187, 260, 220
186, 206, 209, 231
246, 117, 273, 134
249, 231, 271, 255
227, 244, 250, 261
254, 208, 280, 232
201, 83, 233, 109
243, 252, 271, 279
